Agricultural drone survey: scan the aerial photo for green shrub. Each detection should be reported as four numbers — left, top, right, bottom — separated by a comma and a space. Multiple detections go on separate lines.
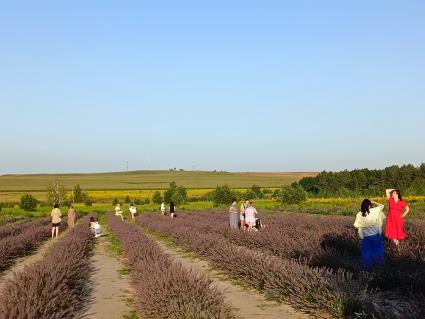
211, 185, 238, 205
279, 182, 307, 205
125, 195, 131, 203
19, 194, 38, 211
112, 198, 119, 206
84, 198, 93, 206
164, 182, 187, 204
152, 191, 163, 204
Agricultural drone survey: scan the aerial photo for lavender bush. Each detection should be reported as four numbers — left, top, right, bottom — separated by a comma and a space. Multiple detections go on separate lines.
0, 213, 94, 319
108, 213, 235, 319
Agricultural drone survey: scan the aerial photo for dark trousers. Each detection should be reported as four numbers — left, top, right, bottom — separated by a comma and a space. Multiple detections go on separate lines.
361, 233, 384, 270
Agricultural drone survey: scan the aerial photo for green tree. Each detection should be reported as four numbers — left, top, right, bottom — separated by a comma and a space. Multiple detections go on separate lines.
112, 198, 119, 206
164, 182, 187, 204
153, 191, 163, 204
84, 197, 93, 206
125, 195, 131, 203
279, 182, 307, 205
20, 194, 38, 211
211, 185, 238, 205
72, 184, 88, 203
250, 184, 263, 199
47, 180, 68, 206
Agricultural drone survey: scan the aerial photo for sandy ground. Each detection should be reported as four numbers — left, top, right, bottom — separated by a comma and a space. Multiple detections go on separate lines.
152, 238, 311, 319
81, 237, 133, 319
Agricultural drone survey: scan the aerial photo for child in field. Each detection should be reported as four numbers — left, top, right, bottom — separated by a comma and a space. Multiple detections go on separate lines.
115, 203, 124, 221
354, 199, 386, 270
89, 217, 103, 238
129, 203, 137, 220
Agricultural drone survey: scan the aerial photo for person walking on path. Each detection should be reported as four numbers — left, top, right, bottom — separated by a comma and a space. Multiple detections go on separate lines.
239, 199, 249, 230
51, 203, 62, 239
385, 189, 410, 247
244, 201, 258, 232
115, 203, 124, 221
354, 199, 386, 270
229, 198, 239, 229
160, 202, 166, 215
67, 205, 76, 229
169, 202, 176, 218
129, 203, 137, 220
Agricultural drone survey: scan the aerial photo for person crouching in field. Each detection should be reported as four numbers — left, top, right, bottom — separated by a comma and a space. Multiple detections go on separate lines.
90, 216, 103, 238
354, 199, 386, 270
67, 204, 76, 228
385, 189, 410, 247
244, 201, 258, 232
229, 198, 239, 229
129, 203, 137, 220
51, 203, 62, 239
115, 203, 124, 221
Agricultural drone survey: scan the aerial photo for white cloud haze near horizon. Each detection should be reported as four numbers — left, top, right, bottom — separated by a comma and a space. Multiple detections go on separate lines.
1, 1, 424, 174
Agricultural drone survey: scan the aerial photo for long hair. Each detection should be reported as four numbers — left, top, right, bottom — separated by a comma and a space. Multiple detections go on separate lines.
392, 189, 403, 201
361, 199, 372, 217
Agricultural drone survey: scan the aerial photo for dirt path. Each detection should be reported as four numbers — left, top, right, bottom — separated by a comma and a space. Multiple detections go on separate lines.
0, 234, 64, 290
150, 236, 311, 319
81, 237, 133, 319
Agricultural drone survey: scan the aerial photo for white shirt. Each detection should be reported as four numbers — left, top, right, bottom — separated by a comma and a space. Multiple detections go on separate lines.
160, 203, 165, 210
244, 206, 257, 222
129, 207, 137, 214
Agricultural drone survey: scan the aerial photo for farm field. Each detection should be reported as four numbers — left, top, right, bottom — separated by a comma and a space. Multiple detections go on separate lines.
0, 170, 316, 191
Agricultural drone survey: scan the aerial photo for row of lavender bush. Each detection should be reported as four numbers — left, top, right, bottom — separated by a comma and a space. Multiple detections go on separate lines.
0, 217, 51, 240
107, 213, 235, 319
137, 213, 425, 319
0, 219, 68, 272
0, 213, 94, 319
170, 211, 425, 296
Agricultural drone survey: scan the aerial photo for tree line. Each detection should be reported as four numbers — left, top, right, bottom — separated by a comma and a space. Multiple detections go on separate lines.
299, 164, 425, 197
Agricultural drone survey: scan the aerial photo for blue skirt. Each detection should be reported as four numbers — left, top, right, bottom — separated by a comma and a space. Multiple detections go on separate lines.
361, 233, 384, 270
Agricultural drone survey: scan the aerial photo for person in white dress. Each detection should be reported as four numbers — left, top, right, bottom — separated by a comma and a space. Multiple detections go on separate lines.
115, 203, 124, 221
160, 202, 166, 215
129, 203, 137, 220
244, 201, 258, 232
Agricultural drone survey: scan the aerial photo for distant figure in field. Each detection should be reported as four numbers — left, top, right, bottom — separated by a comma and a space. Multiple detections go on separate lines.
90, 216, 103, 238
115, 203, 124, 221
169, 201, 176, 218
385, 189, 410, 247
244, 201, 258, 232
67, 205, 76, 228
229, 198, 239, 229
51, 203, 62, 239
129, 203, 137, 220
160, 202, 166, 215
239, 199, 249, 230
354, 199, 386, 269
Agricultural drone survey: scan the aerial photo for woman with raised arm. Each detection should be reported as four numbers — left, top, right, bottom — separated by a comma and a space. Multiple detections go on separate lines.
354, 199, 386, 269
385, 189, 410, 246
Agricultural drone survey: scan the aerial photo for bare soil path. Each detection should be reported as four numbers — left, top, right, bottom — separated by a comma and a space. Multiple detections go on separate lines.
150, 235, 311, 319
81, 236, 134, 319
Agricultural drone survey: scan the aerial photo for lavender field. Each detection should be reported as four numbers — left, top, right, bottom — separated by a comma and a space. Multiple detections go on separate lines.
137, 211, 425, 319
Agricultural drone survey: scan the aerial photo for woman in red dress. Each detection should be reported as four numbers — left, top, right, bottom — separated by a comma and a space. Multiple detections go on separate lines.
385, 189, 410, 246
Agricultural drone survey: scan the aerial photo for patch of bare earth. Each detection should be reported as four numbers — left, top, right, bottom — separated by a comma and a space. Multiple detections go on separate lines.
151, 237, 311, 319
81, 237, 134, 319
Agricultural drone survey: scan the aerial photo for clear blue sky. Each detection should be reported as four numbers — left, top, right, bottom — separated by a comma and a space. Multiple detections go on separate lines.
1, 1, 424, 174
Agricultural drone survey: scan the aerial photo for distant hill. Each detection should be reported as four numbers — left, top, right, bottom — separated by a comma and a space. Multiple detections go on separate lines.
0, 170, 318, 191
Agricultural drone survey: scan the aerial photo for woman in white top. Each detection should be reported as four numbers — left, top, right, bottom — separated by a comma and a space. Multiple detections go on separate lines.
160, 202, 166, 215
354, 199, 386, 270
129, 203, 137, 220
115, 203, 124, 221
244, 201, 258, 232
